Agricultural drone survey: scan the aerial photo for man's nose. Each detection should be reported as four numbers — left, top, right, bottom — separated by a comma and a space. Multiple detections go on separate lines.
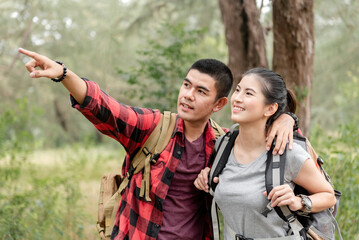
184, 88, 195, 100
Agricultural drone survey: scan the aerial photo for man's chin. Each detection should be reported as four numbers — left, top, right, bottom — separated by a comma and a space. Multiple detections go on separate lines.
177, 111, 193, 121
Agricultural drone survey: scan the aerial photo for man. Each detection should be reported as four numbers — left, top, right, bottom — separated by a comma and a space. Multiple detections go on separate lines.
19, 48, 295, 240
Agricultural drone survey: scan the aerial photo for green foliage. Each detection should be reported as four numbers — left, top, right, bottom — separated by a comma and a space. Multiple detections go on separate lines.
311, 123, 359, 239
0, 98, 35, 182
0, 102, 87, 239
118, 23, 206, 112
312, 0, 359, 129
333, 68, 359, 124
0, 173, 85, 240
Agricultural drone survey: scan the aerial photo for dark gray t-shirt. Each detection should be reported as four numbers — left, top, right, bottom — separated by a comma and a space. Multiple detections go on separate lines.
214, 142, 310, 239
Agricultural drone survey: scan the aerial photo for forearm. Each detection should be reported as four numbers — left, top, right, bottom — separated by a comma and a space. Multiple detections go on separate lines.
294, 159, 336, 213
307, 192, 336, 213
62, 69, 87, 105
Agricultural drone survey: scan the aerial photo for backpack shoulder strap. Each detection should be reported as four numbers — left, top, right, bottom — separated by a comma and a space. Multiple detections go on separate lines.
209, 124, 239, 195
118, 111, 177, 201
209, 118, 226, 139
155, 111, 177, 153
209, 124, 238, 240
100, 112, 177, 237
294, 132, 321, 169
139, 111, 177, 201
264, 143, 307, 237
264, 145, 287, 199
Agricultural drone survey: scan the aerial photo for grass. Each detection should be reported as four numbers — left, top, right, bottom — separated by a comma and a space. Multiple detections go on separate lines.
0, 144, 125, 240
30, 145, 125, 239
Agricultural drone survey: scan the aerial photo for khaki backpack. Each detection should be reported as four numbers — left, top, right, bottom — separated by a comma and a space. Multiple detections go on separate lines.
96, 112, 225, 239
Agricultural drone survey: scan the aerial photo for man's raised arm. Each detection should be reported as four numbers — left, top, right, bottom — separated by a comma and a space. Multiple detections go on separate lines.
18, 48, 87, 105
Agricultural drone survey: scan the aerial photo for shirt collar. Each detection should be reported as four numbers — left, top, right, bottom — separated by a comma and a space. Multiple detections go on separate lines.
173, 115, 217, 144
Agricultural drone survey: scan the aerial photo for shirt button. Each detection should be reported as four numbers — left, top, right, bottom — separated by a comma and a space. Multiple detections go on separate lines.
155, 224, 160, 228
177, 150, 182, 155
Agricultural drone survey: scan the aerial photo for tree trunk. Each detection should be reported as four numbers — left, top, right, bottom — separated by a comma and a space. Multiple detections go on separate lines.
54, 99, 68, 132
272, 0, 314, 136
218, 0, 267, 87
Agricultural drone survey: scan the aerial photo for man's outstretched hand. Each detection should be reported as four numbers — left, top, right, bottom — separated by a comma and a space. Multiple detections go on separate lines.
18, 48, 64, 80
18, 48, 88, 104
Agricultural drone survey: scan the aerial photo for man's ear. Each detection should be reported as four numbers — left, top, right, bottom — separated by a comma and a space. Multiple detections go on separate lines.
264, 103, 278, 117
213, 97, 227, 113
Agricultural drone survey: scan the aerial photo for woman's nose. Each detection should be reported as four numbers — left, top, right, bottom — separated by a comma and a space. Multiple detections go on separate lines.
233, 93, 243, 102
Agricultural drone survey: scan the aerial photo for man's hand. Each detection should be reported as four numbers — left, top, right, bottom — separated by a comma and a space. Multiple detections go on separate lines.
18, 48, 64, 79
18, 48, 88, 104
266, 113, 294, 155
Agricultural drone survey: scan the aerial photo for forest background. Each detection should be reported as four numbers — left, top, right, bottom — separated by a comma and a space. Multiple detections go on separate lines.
0, 0, 358, 239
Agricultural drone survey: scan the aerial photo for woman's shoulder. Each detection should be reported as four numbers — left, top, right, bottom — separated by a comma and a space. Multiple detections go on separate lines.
286, 142, 311, 165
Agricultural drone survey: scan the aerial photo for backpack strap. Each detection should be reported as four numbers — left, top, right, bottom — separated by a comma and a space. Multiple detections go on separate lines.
209, 118, 226, 139
139, 111, 177, 201
208, 124, 238, 240
104, 111, 176, 237
209, 124, 239, 195
263, 145, 287, 219
263, 144, 307, 238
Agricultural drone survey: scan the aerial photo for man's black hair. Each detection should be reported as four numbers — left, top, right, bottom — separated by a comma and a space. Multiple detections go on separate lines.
188, 59, 233, 100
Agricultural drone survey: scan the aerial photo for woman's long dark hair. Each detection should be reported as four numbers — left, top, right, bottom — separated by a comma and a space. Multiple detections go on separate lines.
243, 68, 297, 132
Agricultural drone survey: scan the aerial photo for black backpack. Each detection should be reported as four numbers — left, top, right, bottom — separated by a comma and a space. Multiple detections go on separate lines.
209, 124, 343, 240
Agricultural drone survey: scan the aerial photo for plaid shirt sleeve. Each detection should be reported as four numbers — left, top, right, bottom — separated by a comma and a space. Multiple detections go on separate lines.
71, 79, 162, 158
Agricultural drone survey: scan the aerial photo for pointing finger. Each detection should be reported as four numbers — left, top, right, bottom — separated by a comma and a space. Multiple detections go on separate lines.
18, 48, 38, 59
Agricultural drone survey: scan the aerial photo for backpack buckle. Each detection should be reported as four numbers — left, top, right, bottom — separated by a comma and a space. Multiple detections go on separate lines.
142, 147, 151, 156
261, 201, 273, 217
142, 147, 160, 165
235, 234, 253, 240
149, 153, 160, 165
126, 165, 135, 178
286, 213, 296, 223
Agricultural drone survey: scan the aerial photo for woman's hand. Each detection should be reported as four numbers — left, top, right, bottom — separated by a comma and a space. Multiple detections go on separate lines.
194, 167, 218, 193
264, 184, 302, 212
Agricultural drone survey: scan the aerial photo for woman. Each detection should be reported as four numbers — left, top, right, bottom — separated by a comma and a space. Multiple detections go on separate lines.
194, 68, 336, 239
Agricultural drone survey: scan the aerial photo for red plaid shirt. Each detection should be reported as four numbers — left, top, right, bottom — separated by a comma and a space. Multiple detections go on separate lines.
71, 80, 220, 240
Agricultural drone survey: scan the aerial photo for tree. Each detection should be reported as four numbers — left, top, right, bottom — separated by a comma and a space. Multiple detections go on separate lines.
272, 0, 314, 136
219, 0, 314, 135
218, 0, 267, 86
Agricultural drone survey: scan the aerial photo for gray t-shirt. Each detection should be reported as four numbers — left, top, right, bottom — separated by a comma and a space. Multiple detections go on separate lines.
214, 142, 310, 239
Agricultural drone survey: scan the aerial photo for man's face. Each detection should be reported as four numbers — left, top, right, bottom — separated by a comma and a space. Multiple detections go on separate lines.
177, 69, 221, 125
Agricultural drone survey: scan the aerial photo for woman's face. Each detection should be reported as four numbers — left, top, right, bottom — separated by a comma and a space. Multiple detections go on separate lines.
230, 74, 270, 125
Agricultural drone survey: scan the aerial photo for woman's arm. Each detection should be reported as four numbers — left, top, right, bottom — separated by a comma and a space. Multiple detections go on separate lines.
293, 158, 336, 212
267, 158, 336, 213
